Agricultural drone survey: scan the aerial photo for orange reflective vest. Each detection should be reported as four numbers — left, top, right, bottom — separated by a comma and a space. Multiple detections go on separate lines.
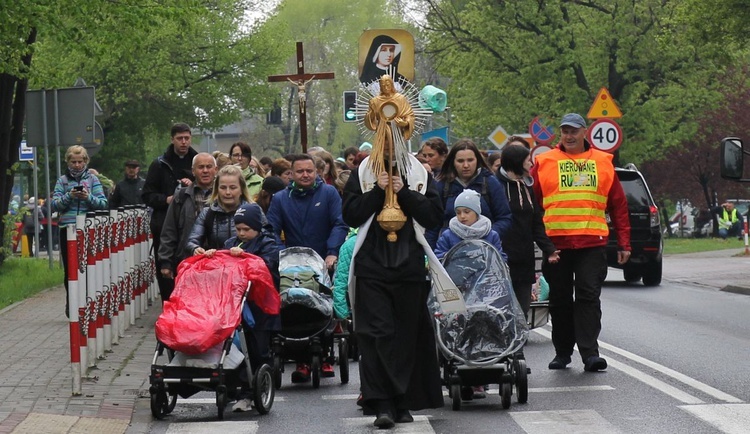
535, 148, 615, 237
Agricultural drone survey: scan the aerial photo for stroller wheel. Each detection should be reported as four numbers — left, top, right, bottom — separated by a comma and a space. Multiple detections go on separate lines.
216, 385, 227, 420
500, 382, 512, 409
450, 383, 462, 411
514, 358, 528, 404
149, 386, 168, 419
164, 391, 177, 415
253, 364, 275, 414
338, 339, 349, 384
460, 386, 474, 401
272, 355, 283, 390
311, 355, 321, 389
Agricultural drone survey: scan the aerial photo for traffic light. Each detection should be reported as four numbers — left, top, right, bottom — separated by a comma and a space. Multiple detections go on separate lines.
266, 106, 281, 125
343, 91, 357, 122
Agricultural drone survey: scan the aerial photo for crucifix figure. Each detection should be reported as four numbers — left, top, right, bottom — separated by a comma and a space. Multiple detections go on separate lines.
287, 76, 315, 114
268, 42, 335, 153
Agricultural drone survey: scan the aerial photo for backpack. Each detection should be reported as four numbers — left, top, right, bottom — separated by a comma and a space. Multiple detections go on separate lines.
279, 267, 321, 294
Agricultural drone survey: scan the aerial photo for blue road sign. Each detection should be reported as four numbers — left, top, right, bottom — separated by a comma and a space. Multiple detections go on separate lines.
19, 140, 34, 161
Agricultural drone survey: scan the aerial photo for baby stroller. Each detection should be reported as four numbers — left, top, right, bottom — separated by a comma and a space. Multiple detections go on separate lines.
150, 252, 280, 420
272, 247, 350, 389
432, 240, 529, 410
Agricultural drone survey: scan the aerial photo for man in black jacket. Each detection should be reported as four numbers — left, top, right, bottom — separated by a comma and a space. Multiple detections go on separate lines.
142, 123, 198, 301
109, 160, 145, 209
158, 153, 216, 287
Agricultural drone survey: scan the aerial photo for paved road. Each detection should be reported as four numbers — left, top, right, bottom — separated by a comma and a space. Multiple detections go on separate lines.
1, 248, 748, 433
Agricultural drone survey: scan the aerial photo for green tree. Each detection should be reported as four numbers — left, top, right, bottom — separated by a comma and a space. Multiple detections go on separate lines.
0, 2, 291, 263
30, 0, 290, 177
420, 0, 723, 165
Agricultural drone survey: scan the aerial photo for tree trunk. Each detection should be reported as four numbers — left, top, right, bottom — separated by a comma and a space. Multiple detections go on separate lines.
0, 29, 36, 264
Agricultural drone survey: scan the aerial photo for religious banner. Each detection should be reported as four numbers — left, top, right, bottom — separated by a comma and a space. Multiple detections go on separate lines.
358, 29, 414, 90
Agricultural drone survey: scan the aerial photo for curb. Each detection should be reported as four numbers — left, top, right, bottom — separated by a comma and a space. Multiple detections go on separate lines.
720, 285, 750, 296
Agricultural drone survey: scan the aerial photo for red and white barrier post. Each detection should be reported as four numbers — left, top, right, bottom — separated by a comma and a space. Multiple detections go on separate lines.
68, 206, 156, 394
75, 214, 88, 377
67, 224, 82, 396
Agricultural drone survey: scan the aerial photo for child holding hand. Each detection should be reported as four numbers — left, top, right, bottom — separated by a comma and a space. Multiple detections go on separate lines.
435, 189, 506, 260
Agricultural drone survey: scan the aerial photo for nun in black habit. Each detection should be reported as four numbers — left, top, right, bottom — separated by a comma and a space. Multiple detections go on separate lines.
359, 34, 407, 87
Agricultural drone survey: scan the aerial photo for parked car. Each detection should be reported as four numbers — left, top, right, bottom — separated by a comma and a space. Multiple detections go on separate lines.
664, 200, 712, 238
606, 164, 663, 286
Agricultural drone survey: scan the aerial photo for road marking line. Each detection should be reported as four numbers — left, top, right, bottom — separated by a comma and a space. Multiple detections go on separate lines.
680, 403, 750, 434
179, 397, 285, 405
596, 340, 743, 403
322, 394, 360, 400
533, 328, 705, 404
530, 385, 615, 393
166, 421, 258, 433
342, 415, 434, 433
510, 409, 620, 434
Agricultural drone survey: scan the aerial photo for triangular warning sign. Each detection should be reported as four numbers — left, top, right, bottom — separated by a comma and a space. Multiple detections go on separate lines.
587, 87, 622, 119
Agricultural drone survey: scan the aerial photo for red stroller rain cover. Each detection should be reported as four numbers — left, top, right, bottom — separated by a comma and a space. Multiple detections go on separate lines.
155, 251, 280, 355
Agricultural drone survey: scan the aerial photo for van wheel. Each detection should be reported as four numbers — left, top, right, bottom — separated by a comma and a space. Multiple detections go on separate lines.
623, 267, 642, 283
642, 260, 662, 286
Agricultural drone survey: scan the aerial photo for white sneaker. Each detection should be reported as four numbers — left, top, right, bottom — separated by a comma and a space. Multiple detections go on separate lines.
232, 398, 253, 412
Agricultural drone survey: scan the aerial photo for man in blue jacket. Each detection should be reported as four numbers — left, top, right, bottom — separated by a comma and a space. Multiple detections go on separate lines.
266, 153, 348, 382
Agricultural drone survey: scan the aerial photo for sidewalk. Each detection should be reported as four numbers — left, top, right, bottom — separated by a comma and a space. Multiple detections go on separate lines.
662, 248, 750, 293
0, 248, 748, 434
0, 286, 160, 434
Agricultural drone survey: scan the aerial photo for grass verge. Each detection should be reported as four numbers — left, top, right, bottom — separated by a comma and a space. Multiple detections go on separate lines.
663, 237, 748, 255
0, 257, 63, 310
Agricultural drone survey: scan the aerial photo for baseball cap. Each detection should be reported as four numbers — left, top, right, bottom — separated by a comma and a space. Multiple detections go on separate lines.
559, 113, 587, 129
124, 160, 140, 167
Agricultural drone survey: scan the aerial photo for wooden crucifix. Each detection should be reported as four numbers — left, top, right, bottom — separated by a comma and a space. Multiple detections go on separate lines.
268, 42, 335, 153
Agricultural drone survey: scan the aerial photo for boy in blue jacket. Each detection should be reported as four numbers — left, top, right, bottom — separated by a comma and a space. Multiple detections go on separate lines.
221, 203, 281, 412
434, 189, 506, 261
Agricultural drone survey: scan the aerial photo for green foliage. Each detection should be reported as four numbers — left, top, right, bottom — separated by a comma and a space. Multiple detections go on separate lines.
0, 257, 63, 310
25, 0, 293, 177
0, 213, 23, 261
422, 0, 724, 164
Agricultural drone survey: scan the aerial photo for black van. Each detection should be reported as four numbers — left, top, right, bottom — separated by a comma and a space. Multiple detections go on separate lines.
606, 164, 663, 286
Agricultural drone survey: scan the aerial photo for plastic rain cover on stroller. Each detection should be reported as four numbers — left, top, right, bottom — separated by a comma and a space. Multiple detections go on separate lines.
155, 251, 280, 355
431, 240, 528, 365
278, 247, 334, 339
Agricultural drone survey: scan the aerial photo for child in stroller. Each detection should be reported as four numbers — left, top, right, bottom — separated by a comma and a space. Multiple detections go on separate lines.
151, 250, 280, 419
214, 203, 282, 411
273, 246, 350, 388
434, 189, 508, 398
433, 239, 530, 410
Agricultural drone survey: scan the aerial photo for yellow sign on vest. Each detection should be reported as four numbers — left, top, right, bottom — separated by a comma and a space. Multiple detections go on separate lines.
587, 87, 622, 119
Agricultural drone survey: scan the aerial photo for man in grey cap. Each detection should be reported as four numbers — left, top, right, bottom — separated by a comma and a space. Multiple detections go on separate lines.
530, 113, 631, 372
109, 159, 145, 209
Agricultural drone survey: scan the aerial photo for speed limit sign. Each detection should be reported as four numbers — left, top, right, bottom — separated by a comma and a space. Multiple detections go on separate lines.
587, 119, 623, 153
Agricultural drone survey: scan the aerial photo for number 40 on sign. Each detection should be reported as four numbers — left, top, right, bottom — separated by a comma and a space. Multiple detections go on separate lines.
587, 118, 623, 153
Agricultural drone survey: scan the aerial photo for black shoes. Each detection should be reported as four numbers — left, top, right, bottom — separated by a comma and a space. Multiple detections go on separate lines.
395, 409, 413, 423
583, 356, 608, 372
374, 411, 395, 429
548, 355, 572, 369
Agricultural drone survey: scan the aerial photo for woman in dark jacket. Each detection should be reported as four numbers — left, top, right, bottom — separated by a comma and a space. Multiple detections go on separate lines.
186, 165, 251, 255
496, 143, 559, 314
428, 139, 512, 248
